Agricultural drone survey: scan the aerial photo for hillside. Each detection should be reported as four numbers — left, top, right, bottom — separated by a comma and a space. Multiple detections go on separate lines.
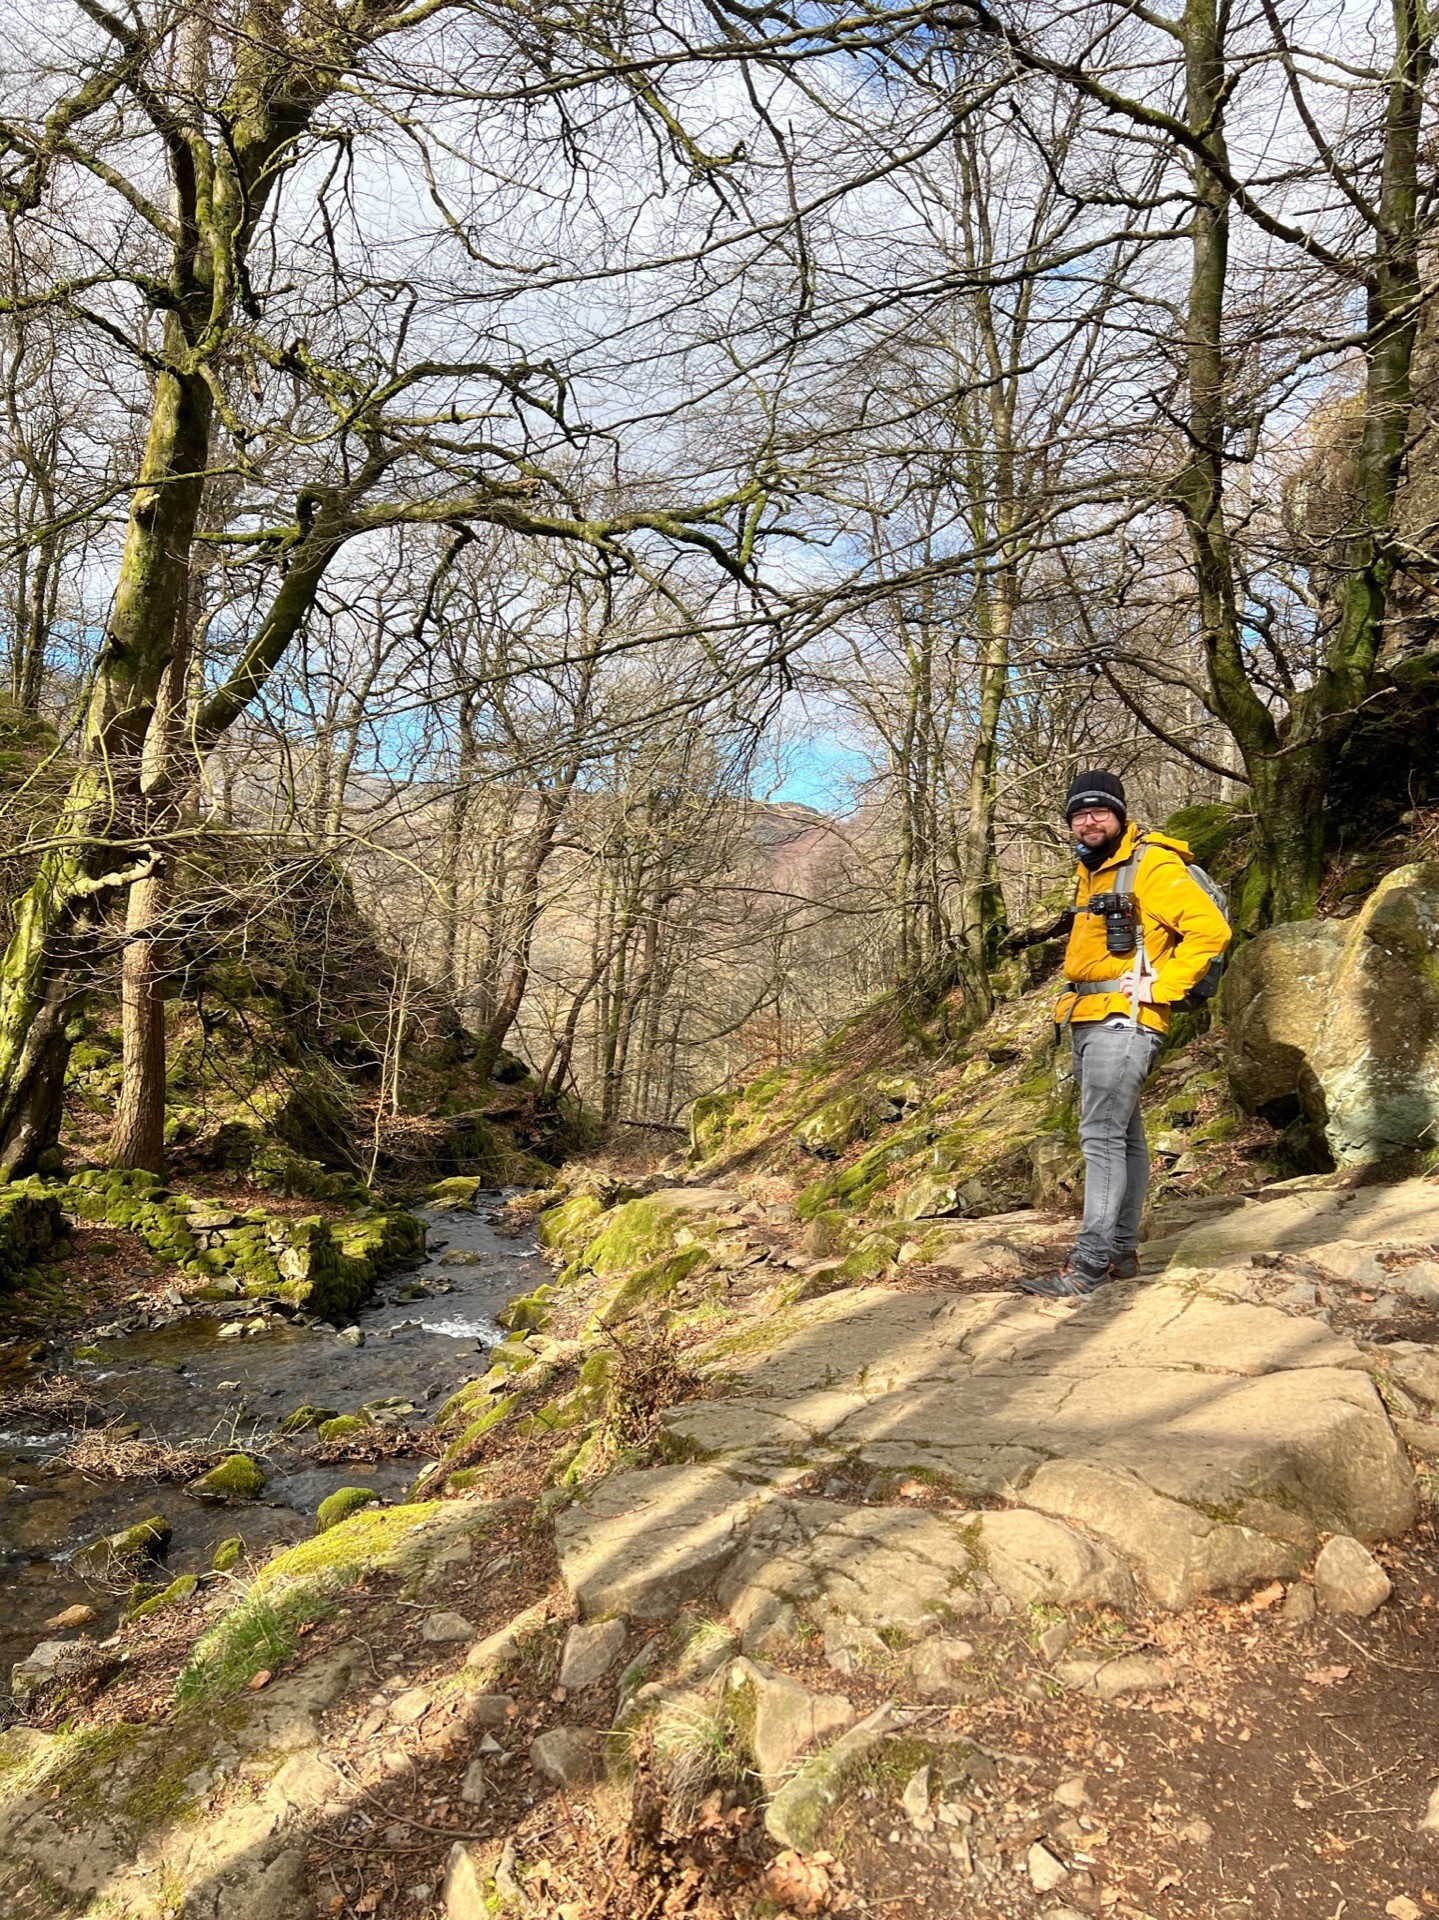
4, 865, 1439, 1920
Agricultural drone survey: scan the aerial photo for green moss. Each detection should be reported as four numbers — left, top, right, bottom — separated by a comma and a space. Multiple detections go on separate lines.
190, 1453, 266, 1501
537, 1193, 604, 1255
317, 1413, 370, 1441
495, 1284, 556, 1334
426, 1176, 482, 1207
127, 1572, 200, 1622
279, 1404, 338, 1435
0, 1188, 64, 1294
315, 1486, 383, 1532
212, 1537, 245, 1573
76, 1514, 172, 1576
593, 1244, 710, 1327
687, 1091, 741, 1161
577, 1197, 684, 1275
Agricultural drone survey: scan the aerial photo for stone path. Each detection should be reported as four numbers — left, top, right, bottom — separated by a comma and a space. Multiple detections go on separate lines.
556, 1177, 1439, 1629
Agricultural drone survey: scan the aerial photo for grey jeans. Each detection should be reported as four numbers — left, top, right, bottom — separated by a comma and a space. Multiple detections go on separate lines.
1070, 1017, 1161, 1274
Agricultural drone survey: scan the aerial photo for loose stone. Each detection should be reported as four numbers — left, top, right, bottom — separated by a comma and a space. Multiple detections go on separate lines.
422, 1611, 475, 1644
529, 1725, 606, 1789
1313, 1534, 1392, 1616
558, 1616, 628, 1691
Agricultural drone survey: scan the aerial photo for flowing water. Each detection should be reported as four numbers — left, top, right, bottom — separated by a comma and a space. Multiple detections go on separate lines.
0, 1196, 545, 1713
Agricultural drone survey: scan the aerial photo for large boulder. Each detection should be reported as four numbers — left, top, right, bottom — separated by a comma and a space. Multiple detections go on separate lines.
1227, 864, 1439, 1165
1225, 920, 1346, 1122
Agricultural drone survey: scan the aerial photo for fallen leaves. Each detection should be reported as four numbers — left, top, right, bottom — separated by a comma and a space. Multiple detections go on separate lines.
1304, 1665, 1352, 1688
1241, 1580, 1286, 1614
1386, 1897, 1422, 1920
248, 1668, 272, 1690
761, 1850, 849, 1915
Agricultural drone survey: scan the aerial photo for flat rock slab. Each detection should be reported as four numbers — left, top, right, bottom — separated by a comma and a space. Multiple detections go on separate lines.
718, 1499, 990, 1644
554, 1464, 767, 1619
1148, 1177, 1439, 1271
614, 1277, 1418, 1612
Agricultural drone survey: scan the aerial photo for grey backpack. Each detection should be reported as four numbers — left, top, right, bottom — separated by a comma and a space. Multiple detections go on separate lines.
1115, 837, 1230, 1011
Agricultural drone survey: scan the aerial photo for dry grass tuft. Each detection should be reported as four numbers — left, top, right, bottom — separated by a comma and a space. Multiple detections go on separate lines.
0, 1371, 105, 1429
65, 1429, 222, 1483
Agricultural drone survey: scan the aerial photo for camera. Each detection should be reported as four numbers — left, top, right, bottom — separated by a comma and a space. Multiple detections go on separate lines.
1084, 890, 1138, 955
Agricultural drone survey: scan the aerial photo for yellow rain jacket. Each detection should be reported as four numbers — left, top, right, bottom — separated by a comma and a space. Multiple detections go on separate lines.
1053, 824, 1231, 1036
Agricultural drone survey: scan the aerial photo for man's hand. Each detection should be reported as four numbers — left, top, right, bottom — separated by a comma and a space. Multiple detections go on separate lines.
1119, 969, 1156, 1004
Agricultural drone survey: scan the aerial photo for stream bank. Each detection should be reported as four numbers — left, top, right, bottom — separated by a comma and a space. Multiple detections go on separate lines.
0, 1192, 547, 1714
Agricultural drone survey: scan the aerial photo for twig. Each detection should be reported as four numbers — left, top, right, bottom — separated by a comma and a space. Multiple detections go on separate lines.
1329, 1621, 1439, 1675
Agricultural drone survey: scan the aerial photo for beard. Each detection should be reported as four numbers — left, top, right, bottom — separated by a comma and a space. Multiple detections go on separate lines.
1075, 828, 1124, 870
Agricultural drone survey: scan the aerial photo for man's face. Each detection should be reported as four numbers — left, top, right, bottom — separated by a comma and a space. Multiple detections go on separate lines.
1070, 806, 1122, 850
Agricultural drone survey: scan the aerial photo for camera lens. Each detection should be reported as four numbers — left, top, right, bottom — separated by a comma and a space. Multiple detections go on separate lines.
1105, 905, 1136, 954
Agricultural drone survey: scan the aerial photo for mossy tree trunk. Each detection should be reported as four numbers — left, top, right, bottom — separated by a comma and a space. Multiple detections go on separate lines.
0, 339, 212, 1170
1172, 0, 1431, 926
111, 870, 168, 1174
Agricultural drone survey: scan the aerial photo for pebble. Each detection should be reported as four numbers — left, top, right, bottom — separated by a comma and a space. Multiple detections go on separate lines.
1052, 1775, 1090, 1809
43, 1605, 97, 1632
1038, 1620, 1073, 1664
387, 1688, 432, 1726
901, 1765, 934, 1833
1417, 1782, 1439, 1842
1281, 1582, 1318, 1624
529, 1725, 605, 1789
422, 1610, 475, 1644
216, 1323, 243, 1342
558, 1617, 628, 1691
461, 1693, 515, 1728
1055, 1654, 1173, 1700
1027, 1842, 1067, 1893
460, 1758, 489, 1804
336, 1326, 365, 1348
1313, 1534, 1391, 1616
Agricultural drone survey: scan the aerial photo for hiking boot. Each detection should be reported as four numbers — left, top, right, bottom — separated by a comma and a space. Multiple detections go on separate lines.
1019, 1261, 1109, 1300
1108, 1251, 1140, 1280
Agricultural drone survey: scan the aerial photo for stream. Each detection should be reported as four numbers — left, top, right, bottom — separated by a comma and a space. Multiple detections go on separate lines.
0, 1195, 545, 1715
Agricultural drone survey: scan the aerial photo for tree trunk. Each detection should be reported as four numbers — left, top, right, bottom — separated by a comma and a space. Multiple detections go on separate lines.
1176, 0, 1429, 926
956, 563, 1015, 1021
0, 348, 210, 1172
110, 872, 167, 1172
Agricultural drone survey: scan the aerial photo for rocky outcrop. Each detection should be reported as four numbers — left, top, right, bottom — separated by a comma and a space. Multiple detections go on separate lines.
1228, 863, 1439, 1166
550, 1272, 1419, 1619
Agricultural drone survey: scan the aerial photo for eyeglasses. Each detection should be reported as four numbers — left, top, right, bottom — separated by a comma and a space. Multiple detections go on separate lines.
1070, 809, 1115, 826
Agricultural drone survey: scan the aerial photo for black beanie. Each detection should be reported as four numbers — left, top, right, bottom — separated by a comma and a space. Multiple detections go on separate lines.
1065, 769, 1127, 824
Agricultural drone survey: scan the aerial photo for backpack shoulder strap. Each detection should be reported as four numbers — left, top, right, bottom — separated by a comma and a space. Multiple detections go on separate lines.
1113, 837, 1151, 898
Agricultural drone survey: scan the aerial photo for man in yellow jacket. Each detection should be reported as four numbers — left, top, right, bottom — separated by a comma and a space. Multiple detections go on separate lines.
1022, 769, 1231, 1300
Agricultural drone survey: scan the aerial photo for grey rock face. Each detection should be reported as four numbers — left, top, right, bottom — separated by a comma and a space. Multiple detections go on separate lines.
1227, 865, 1439, 1164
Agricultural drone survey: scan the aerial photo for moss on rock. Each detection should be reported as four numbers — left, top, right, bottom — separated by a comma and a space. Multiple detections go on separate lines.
537, 1193, 605, 1255
0, 1188, 64, 1292
211, 1537, 245, 1573
592, 1244, 710, 1328
127, 1573, 200, 1622
278, 1404, 338, 1435
188, 1454, 266, 1502
76, 1514, 172, 1577
315, 1486, 383, 1532
316, 1414, 370, 1442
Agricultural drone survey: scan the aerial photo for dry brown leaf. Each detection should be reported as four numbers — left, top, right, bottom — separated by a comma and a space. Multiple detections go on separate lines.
762, 1850, 836, 1915
1304, 1665, 1352, 1688
248, 1668, 272, 1690
1386, 1898, 1422, 1920
1242, 1580, 1285, 1613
